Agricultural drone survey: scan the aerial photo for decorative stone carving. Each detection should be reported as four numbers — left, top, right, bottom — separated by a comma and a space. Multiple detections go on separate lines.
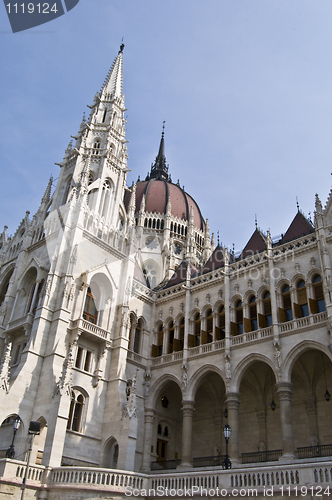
56, 346, 74, 397
123, 371, 138, 419
143, 369, 151, 398
182, 362, 188, 392
0, 341, 12, 393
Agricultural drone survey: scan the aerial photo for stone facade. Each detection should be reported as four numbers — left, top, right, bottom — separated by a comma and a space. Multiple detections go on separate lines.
0, 45, 332, 499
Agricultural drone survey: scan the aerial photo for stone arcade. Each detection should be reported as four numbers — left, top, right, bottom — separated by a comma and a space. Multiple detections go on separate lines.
0, 45, 332, 499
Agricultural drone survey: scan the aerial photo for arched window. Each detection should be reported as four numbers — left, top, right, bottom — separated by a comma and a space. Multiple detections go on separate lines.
193, 312, 201, 346
232, 300, 243, 335
204, 308, 213, 344
133, 318, 142, 354
93, 140, 101, 154
63, 180, 72, 205
102, 109, 107, 123
83, 287, 98, 324
0, 270, 13, 307
311, 275, 325, 313
67, 391, 85, 432
262, 291, 272, 327
152, 324, 164, 357
248, 296, 257, 332
143, 263, 158, 289
280, 285, 292, 322
178, 317, 185, 351
295, 280, 308, 318
168, 321, 174, 353
216, 305, 225, 340
157, 324, 163, 357
99, 180, 113, 219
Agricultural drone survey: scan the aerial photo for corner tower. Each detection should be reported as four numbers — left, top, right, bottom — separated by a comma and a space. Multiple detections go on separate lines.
51, 43, 128, 232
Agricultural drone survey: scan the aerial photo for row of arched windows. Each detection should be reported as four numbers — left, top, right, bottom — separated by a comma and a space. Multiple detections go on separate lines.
150, 274, 326, 357
144, 218, 165, 230
170, 222, 186, 236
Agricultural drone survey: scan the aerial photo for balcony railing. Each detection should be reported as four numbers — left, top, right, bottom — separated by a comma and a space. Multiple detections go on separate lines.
280, 311, 327, 334
242, 450, 282, 463
2, 459, 332, 496
297, 444, 332, 459
70, 318, 110, 342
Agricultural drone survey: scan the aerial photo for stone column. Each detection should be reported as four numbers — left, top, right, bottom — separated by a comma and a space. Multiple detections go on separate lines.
277, 382, 295, 459
29, 279, 41, 314
225, 392, 240, 463
179, 400, 195, 468
141, 408, 155, 472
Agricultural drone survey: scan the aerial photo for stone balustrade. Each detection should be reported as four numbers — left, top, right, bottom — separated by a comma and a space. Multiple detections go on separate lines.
1, 459, 332, 498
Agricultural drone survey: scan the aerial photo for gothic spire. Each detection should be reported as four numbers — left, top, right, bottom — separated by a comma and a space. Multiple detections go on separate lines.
41, 176, 53, 204
101, 43, 124, 98
150, 122, 169, 181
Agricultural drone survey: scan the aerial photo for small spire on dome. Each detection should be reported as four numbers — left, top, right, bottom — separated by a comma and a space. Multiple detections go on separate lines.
150, 122, 169, 181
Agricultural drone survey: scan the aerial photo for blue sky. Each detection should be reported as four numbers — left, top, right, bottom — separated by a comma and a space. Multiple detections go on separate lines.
1, 0, 332, 252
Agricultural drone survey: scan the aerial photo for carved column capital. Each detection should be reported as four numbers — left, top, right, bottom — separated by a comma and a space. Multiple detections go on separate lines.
225, 392, 240, 410
276, 382, 293, 401
144, 408, 155, 424
181, 400, 195, 417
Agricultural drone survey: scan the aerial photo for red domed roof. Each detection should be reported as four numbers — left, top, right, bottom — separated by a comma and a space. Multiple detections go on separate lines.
125, 179, 205, 231
125, 128, 205, 231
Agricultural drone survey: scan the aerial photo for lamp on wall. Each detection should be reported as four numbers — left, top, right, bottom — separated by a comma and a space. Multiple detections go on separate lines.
5, 416, 21, 459
222, 423, 232, 469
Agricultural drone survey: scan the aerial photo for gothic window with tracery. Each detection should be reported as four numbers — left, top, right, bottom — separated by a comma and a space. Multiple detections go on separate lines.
93, 140, 101, 154
143, 263, 157, 289
99, 180, 113, 219
67, 390, 85, 432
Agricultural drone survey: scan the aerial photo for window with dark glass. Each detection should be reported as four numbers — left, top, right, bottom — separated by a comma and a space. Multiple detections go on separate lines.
217, 305, 225, 340
249, 296, 257, 331
311, 275, 326, 313
280, 285, 292, 322
296, 280, 309, 318
67, 391, 84, 432
168, 321, 174, 353
235, 300, 243, 335
83, 287, 97, 324
262, 291, 272, 327
206, 308, 213, 343
134, 319, 142, 354
194, 312, 201, 346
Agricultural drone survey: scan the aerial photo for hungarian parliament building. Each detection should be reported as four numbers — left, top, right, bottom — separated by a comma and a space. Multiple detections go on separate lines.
0, 45, 331, 499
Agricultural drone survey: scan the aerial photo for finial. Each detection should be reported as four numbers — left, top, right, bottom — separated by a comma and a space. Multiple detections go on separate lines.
162, 121, 165, 136
296, 196, 299, 211
255, 214, 257, 229
217, 231, 220, 246
119, 39, 125, 53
